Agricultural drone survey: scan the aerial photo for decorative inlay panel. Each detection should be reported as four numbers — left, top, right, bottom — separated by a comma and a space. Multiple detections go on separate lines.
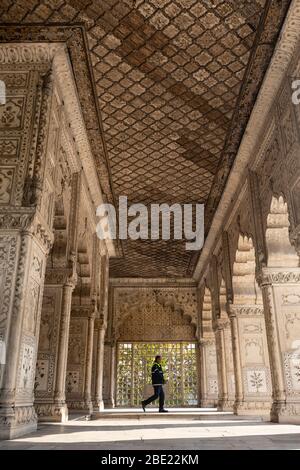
244, 368, 269, 395
284, 351, 300, 394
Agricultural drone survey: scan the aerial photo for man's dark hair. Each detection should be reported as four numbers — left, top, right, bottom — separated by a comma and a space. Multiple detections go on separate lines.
155, 355, 161, 362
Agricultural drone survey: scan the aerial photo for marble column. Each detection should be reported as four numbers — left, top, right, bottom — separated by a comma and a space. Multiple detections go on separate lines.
228, 309, 243, 413
228, 304, 272, 418
0, 46, 54, 439
93, 324, 106, 412
223, 319, 236, 409
261, 268, 300, 423
34, 266, 77, 422
0, 227, 51, 439
196, 341, 202, 407
103, 341, 116, 408
53, 279, 76, 420
214, 321, 229, 410
35, 169, 81, 421
199, 337, 218, 407
84, 311, 96, 414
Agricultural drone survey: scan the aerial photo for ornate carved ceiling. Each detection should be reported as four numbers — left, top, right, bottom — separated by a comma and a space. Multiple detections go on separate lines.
0, 0, 291, 278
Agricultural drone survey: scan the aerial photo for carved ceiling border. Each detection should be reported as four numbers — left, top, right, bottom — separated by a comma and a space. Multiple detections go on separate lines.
194, 0, 300, 282
0, 39, 117, 256
0, 26, 117, 210
188, 0, 292, 275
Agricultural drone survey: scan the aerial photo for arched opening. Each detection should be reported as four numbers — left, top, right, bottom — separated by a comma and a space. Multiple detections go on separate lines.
232, 235, 262, 305
262, 195, 300, 422
214, 277, 235, 410
266, 195, 299, 268
34, 195, 69, 420
66, 230, 93, 413
230, 234, 272, 415
114, 290, 199, 408
200, 286, 218, 407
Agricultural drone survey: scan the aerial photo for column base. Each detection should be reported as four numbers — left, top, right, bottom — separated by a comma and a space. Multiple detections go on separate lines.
200, 399, 218, 408
93, 400, 104, 412
234, 400, 271, 419
217, 399, 235, 412
67, 400, 93, 415
0, 405, 37, 440
104, 398, 115, 408
35, 402, 68, 422
271, 401, 300, 424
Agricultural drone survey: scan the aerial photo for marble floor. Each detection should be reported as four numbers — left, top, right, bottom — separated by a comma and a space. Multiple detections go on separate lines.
0, 409, 299, 450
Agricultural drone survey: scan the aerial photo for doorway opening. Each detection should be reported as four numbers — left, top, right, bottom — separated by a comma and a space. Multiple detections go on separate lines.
116, 342, 198, 407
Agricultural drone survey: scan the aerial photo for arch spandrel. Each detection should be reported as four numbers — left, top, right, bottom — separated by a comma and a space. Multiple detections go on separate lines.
114, 288, 199, 342
265, 195, 299, 268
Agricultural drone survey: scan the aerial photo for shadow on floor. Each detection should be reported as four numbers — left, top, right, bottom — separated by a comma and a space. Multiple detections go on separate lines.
36, 421, 275, 433
0, 413, 299, 450
1, 432, 300, 450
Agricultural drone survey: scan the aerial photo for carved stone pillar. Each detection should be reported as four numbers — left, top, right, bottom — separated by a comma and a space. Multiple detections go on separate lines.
223, 319, 236, 409
0, 224, 51, 439
196, 341, 202, 407
199, 339, 207, 407
54, 280, 75, 419
228, 304, 272, 417
103, 341, 116, 408
214, 325, 227, 410
65, 305, 93, 414
228, 309, 243, 412
199, 337, 218, 407
97, 252, 112, 409
0, 44, 55, 439
93, 322, 106, 412
34, 266, 76, 422
261, 268, 300, 423
214, 319, 234, 411
0, 42, 114, 438
83, 311, 96, 414
35, 169, 81, 420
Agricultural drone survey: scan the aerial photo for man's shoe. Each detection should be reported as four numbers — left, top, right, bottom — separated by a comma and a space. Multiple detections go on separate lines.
159, 409, 168, 412
141, 401, 146, 412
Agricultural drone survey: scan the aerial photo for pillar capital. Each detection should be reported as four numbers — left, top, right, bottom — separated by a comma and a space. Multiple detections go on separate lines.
94, 318, 107, 331
213, 318, 230, 332
44, 266, 77, 288
0, 209, 54, 254
290, 224, 300, 259
258, 267, 300, 287
228, 304, 264, 317
199, 337, 215, 347
87, 310, 96, 321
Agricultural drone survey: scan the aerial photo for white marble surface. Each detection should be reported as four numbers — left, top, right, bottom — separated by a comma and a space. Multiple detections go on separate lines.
0, 409, 299, 450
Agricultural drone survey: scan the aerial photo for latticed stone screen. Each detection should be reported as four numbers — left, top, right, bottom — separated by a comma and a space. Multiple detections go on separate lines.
116, 342, 198, 407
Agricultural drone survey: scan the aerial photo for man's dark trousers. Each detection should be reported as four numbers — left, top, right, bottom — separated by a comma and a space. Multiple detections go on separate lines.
143, 385, 164, 410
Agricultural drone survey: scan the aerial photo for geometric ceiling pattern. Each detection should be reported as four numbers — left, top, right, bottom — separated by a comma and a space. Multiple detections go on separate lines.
0, 0, 290, 278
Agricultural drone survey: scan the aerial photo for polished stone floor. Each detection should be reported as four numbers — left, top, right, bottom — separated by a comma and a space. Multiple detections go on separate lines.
0, 409, 299, 450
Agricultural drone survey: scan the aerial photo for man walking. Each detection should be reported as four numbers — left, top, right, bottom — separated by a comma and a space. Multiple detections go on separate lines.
141, 355, 168, 412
